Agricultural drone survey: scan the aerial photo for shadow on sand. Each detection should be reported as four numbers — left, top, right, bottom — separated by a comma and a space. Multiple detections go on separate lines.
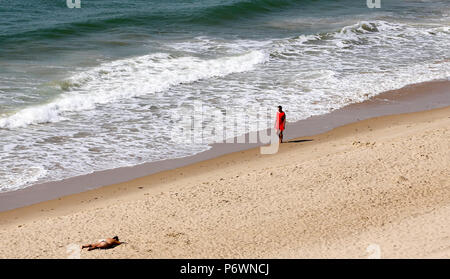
287, 139, 314, 143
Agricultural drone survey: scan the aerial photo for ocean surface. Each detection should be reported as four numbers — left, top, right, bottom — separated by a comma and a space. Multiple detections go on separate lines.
0, 0, 449, 192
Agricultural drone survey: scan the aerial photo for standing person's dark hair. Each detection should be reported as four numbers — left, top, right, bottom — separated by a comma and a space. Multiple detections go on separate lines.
275, 106, 286, 143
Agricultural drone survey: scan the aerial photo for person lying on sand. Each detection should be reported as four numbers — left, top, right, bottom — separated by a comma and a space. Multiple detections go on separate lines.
82, 236, 124, 251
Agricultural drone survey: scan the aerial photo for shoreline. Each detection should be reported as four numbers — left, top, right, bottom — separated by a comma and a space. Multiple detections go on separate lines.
0, 79, 449, 212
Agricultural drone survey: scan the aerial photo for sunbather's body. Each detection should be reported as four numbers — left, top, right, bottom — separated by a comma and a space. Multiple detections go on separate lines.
82, 236, 123, 251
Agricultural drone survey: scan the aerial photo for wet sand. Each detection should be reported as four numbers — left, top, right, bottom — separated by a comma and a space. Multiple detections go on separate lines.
0, 80, 449, 258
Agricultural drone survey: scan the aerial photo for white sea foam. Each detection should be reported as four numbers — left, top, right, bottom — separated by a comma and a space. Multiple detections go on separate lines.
0, 165, 47, 193
266, 20, 450, 107
0, 50, 268, 129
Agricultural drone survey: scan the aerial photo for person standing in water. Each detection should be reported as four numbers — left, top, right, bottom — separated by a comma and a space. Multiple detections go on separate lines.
275, 106, 286, 143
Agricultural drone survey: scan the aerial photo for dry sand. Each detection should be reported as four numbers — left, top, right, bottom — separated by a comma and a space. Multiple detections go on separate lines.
0, 106, 449, 259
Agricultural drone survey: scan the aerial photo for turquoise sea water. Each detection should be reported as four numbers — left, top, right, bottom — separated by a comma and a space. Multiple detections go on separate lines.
0, 0, 449, 191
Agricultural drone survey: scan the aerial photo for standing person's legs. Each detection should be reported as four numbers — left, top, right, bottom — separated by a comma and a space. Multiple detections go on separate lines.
278, 130, 283, 143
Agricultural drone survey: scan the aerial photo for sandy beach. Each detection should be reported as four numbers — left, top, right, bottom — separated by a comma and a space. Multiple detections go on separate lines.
1, 0, 450, 261
0, 95, 448, 258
